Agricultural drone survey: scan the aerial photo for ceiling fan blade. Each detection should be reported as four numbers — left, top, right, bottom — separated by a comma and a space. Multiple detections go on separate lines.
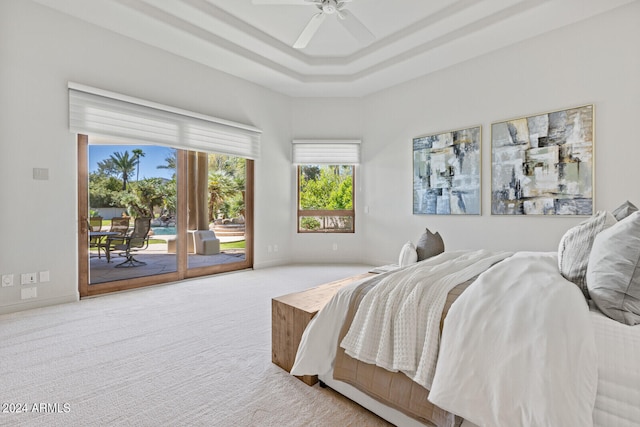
293, 12, 326, 49
337, 9, 375, 45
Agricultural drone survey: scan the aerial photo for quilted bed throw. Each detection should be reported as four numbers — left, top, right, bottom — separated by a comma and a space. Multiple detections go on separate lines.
340, 249, 512, 390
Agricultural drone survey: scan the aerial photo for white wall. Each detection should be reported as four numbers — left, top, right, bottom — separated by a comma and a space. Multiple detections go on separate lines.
1, 0, 638, 314
0, 0, 293, 313
359, 1, 640, 265
290, 98, 366, 263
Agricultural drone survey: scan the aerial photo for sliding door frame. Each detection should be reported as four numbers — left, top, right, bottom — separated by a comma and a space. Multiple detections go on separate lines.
78, 135, 254, 297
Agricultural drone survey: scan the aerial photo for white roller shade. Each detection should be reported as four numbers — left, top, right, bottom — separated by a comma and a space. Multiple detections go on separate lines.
69, 83, 261, 159
292, 140, 361, 164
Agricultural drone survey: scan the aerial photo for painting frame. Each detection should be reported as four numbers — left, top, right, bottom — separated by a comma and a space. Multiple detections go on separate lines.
491, 104, 594, 216
413, 125, 481, 215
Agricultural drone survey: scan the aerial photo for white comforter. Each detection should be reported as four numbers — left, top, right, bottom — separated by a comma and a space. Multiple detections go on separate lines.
291, 274, 369, 377
429, 252, 598, 427
590, 302, 640, 427
340, 249, 512, 389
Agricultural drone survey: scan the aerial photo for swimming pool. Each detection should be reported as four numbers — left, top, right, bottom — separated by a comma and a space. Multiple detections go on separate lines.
151, 226, 176, 235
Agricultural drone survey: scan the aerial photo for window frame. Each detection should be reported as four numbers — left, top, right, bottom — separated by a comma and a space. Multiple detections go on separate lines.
296, 164, 356, 234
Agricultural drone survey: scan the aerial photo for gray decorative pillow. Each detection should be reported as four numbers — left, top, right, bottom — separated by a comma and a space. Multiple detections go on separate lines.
558, 210, 616, 299
612, 200, 638, 221
587, 211, 640, 325
416, 228, 444, 261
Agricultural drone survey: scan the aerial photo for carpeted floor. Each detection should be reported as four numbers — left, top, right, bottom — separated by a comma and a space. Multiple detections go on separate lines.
0, 264, 393, 427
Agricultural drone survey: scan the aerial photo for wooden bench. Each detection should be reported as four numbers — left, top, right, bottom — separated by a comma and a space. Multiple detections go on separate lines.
271, 272, 375, 385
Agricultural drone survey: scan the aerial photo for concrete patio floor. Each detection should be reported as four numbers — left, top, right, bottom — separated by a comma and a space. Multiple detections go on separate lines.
89, 239, 245, 285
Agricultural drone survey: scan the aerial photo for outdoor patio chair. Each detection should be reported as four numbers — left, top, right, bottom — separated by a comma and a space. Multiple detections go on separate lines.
95, 217, 130, 260
89, 216, 103, 232
109, 217, 130, 235
88, 216, 103, 258
106, 217, 152, 267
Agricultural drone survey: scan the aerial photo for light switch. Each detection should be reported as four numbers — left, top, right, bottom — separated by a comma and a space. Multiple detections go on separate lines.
21, 273, 37, 285
33, 168, 49, 180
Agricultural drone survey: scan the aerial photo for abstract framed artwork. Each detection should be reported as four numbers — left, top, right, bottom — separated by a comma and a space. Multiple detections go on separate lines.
413, 126, 481, 215
491, 104, 594, 215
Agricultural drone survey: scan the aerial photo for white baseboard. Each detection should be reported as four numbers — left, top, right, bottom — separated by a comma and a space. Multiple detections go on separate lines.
0, 293, 79, 315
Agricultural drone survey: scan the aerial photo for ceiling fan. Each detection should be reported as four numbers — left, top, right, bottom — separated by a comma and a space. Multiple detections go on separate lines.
252, 0, 375, 49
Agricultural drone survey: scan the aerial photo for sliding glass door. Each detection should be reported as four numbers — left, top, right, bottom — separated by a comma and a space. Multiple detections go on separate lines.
71, 84, 259, 297
86, 142, 178, 285
185, 153, 251, 272
78, 136, 253, 297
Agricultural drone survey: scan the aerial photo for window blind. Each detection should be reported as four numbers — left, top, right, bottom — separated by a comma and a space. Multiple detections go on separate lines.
292, 140, 361, 165
68, 83, 261, 159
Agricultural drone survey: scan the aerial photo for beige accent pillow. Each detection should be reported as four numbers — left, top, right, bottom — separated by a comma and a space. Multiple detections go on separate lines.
416, 228, 444, 261
587, 211, 640, 325
558, 211, 616, 298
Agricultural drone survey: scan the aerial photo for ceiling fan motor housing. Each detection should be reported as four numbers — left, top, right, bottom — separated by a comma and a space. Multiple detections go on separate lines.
292, 0, 370, 49
320, 0, 339, 14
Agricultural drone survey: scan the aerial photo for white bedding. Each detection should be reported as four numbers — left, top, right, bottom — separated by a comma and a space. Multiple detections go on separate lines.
291, 274, 371, 377
590, 302, 640, 426
340, 249, 512, 389
429, 252, 598, 427
291, 251, 640, 427
291, 250, 510, 378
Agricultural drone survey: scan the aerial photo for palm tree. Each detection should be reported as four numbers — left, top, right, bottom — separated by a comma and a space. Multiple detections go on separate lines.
96, 158, 117, 177
109, 151, 137, 190
208, 170, 237, 222
157, 151, 177, 178
208, 154, 247, 180
132, 148, 145, 181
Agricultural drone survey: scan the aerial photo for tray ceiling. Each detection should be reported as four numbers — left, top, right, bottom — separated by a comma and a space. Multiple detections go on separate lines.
33, 0, 636, 97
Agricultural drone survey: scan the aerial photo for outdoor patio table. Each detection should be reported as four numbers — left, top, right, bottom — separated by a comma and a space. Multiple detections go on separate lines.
89, 231, 120, 260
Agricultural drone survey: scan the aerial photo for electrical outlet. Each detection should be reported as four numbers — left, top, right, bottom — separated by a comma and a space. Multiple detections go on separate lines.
21, 287, 37, 299
273, 244, 278, 253
332, 243, 338, 251
21, 273, 37, 285
2, 274, 14, 287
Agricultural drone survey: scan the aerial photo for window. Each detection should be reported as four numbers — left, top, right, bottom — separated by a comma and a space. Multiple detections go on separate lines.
297, 164, 355, 233
292, 139, 360, 234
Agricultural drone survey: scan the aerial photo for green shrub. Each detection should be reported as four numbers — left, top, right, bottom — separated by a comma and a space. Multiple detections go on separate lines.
301, 217, 321, 230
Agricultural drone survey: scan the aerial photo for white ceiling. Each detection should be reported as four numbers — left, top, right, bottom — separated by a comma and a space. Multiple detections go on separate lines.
34, 0, 636, 97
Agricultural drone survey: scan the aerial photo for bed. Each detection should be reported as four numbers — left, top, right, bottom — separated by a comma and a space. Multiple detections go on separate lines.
291, 209, 640, 427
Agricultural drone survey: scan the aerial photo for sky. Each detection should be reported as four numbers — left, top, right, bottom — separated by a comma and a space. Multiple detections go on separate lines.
89, 145, 175, 180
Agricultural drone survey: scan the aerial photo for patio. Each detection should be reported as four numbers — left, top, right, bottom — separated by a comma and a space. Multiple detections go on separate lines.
89, 237, 245, 284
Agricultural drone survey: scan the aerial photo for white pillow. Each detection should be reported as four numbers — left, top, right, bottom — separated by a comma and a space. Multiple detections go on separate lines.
587, 211, 640, 325
398, 241, 418, 267
557, 210, 616, 299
